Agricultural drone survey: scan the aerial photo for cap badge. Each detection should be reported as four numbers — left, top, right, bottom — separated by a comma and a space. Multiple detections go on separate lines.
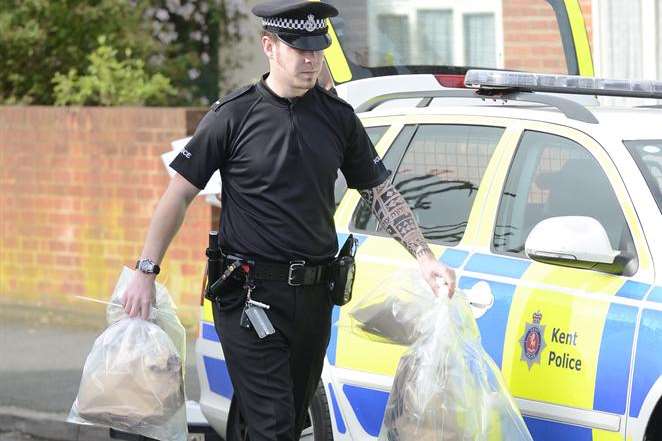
304, 14, 316, 32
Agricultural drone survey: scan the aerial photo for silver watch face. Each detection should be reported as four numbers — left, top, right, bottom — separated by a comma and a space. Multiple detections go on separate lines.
139, 260, 156, 273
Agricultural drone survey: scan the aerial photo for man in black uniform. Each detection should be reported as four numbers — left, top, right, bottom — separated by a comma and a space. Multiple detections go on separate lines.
123, 1, 456, 440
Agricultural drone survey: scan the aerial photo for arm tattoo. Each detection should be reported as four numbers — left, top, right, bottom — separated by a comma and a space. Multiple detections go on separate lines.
359, 181, 434, 259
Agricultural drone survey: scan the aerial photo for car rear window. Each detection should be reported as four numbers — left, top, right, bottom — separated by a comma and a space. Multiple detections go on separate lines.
623, 140, 662, 213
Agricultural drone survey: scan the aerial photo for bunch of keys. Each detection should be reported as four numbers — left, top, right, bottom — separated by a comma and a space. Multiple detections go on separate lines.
239, 265, 275, 339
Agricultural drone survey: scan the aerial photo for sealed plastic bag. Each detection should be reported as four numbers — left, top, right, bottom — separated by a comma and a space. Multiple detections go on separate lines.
349, 283, 429, 345
350, 272, 532, 441
68, 267, 187, 441
106, 267, 187, 369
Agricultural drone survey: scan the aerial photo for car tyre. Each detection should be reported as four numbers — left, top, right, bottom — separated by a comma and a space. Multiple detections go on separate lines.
308, 381, 334, 441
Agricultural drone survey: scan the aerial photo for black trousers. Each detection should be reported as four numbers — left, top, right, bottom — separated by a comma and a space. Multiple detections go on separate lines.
211, 278, 333, 441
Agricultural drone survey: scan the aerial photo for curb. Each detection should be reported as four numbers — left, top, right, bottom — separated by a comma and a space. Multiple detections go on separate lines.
0, 407, 110, 441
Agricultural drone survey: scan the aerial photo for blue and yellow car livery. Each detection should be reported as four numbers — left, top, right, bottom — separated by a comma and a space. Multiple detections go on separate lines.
196, 111, 661, 441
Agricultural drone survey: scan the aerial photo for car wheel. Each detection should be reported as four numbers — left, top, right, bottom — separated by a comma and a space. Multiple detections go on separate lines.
305, 381, 334, 441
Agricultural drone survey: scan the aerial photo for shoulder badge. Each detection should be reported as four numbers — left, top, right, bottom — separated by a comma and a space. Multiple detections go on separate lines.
211, 84, 254, 112
316, 84, 354, 111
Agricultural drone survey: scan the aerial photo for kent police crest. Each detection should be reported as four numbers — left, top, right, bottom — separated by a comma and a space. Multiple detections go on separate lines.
520, 311, 546, 369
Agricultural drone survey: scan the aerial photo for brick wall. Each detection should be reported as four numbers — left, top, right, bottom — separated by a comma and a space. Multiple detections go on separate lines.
503, 0, 592, 73
0, 106, 211, 328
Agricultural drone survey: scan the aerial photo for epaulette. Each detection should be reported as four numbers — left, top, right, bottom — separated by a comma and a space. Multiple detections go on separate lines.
211, 84, 254, 112
316, 84, 354, 111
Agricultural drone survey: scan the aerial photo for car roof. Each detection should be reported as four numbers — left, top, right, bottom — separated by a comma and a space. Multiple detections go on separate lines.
358, 95, 662, 140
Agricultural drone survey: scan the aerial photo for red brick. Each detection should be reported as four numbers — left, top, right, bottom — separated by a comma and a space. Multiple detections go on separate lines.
1, 106, 211, 324
503, 0, 592, 73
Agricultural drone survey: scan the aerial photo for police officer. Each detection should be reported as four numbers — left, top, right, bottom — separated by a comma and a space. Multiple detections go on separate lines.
123, 1, 456, 440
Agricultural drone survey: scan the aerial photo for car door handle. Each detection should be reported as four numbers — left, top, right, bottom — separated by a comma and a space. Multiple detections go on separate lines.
465, 281, 494, 319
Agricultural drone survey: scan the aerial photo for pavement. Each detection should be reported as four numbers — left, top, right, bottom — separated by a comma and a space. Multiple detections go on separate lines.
0, 303, 201, 441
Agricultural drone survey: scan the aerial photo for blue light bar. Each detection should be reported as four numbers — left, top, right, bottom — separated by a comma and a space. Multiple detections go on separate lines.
464, 70, 662, 99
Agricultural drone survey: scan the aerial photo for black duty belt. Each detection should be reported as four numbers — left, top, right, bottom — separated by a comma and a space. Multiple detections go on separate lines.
224, 253, 330, 287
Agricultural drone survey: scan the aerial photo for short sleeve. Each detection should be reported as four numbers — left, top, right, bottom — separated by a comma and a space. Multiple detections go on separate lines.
169, 110, 226, 190
341, 113, 391, 190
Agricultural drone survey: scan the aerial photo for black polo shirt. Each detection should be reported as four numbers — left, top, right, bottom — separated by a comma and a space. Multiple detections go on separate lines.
170, 76, 390, 263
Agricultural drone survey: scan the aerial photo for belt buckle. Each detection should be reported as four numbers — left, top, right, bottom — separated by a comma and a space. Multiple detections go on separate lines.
288, 260, 305, 286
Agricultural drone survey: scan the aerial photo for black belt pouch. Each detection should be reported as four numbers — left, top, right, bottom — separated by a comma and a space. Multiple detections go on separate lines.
329, 234, 358, 306
205, 231, 223, 302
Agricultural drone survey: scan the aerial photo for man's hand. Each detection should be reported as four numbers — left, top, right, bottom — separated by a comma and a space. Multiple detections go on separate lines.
122, 271, 156, 320
417, 253, 456, 298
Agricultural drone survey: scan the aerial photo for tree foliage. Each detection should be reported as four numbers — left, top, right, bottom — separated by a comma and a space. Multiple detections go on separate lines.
0, 0, 249, 106
144, 0, 250, 105
0, 0, 155, 104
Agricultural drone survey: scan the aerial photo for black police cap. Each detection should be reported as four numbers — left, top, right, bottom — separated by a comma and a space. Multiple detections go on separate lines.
252, 1, 339, 51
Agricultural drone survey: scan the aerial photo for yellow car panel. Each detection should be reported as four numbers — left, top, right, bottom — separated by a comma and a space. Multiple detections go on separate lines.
335, 235, 451, 376
461, 120, 654, 437
500, 271, 623, 409
464, 123, 526, 247
203, 297, 214, 323
330, 114, 654, 440
335, 235, 411, 375
593, 429, 626, 441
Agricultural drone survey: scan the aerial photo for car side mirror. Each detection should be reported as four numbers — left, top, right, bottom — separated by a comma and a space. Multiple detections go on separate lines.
525, 216, 625, 274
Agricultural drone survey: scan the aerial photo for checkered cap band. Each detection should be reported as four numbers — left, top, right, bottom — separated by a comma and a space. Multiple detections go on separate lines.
262, 14, 327, 33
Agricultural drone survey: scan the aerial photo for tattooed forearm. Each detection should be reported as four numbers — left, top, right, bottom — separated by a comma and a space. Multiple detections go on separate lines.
359, 181, 434, 260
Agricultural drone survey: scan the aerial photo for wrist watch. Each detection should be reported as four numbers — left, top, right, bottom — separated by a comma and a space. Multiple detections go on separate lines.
135, 258, 160, 275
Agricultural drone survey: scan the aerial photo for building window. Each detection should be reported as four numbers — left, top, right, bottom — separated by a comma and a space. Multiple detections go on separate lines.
417, 10, 453, 65
376, 14, 410, 65
657, 0, 662, 76
367, 1, 501, 68
596, 0, 643, 79
464, 13, 496, 67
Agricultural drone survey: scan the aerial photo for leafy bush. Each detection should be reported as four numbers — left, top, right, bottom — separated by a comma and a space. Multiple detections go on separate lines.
53, 36, 175, 106
0, 0, 249, 106
0, 0, 156, 104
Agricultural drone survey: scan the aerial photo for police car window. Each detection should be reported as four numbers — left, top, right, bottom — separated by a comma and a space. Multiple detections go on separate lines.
334, 125, 390, 206
352, 124, 503, 247
623, 140, 662, 214
366, 125, 390, 147
351, 125, 417, 229
493, 131, 636, 260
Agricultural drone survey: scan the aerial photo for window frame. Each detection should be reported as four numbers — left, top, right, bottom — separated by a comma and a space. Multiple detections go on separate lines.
623, 139, 662, 214
349, 121, 506, 247
334, 124, 392, 206
489, 128, 639, 272
349, 123, 417, 237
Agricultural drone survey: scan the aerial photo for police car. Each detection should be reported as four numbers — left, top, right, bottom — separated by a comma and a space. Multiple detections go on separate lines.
193, 67, 662, 441
191, 2, 662, 440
